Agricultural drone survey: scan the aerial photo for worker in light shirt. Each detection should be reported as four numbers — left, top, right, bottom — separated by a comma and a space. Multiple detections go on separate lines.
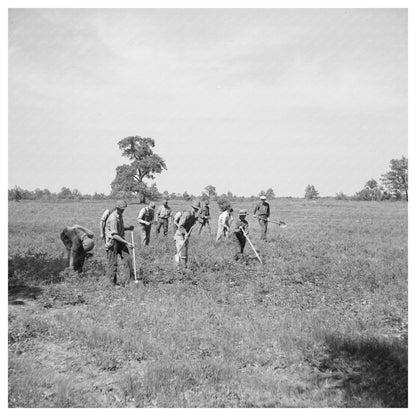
216, 207, 233, 242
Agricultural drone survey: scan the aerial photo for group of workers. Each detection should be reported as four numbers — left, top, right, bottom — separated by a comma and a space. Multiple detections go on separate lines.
60, 195, 272, 286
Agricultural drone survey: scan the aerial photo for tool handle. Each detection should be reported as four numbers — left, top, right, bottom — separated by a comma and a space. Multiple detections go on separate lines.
131, 231, 137, 281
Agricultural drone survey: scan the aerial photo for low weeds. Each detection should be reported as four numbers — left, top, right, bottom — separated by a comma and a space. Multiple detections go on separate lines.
8, 199, 407, 407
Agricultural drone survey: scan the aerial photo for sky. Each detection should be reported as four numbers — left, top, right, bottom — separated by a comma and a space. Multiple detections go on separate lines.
8, 8, 408, 197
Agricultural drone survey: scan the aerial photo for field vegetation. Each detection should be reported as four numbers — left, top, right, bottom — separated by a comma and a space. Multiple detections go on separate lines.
8, 199, 407, 407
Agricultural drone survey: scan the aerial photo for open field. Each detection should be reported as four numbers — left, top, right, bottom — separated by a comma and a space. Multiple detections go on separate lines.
8, 199, 408, 407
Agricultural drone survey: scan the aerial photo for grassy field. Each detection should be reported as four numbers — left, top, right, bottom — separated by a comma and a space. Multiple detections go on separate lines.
8, 198, 408, 408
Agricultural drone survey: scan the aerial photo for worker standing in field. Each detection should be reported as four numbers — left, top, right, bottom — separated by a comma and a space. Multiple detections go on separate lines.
99, 205, 117, 241
226, 208, 234, 238
232, 210, 249, 260
253, 195, 270, 241
174, 201, 200, 268
155, 200, 172, 237
216, 207, 233, 242
173, 210, 182, 232
197, 200, 211, 235
138, 201, 156, 246
60, 225, 95, 273
105, 200, 135, 286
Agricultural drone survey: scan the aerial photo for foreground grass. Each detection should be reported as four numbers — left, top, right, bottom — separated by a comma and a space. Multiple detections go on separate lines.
8, 199, 408, 407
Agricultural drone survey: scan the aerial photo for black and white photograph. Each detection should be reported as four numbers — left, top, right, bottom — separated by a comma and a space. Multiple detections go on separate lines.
6, 2, 410, 409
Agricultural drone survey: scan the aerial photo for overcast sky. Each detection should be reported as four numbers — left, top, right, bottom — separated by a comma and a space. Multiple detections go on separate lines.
8, 8, 407, 197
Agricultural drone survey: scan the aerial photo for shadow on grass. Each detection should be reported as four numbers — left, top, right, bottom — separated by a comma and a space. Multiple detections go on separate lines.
8, 252, 66, 285
318, 334, 408, 407
8, 284, 43, 304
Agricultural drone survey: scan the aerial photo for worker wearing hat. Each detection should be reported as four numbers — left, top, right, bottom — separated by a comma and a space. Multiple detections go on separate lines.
138, 201, 156, 247
197, 200, 211, 235
60, 224, 95, 272
232, 210, 249, 260
173, 210, 182, 232
105, 200, 135, 285
253, 195, 270, 241
216, 207, 233, 242
155, 199, 172, 237
174, 200, 200, 268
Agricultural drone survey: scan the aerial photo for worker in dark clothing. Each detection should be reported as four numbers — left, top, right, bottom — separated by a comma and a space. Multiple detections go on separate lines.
60, 225, 95, 272
233, 210, 249, 260
253, 195, 270, 241
138, 202, 156, 246
174, 201, 200, 268
105, 200, 135, 286
198, 200, 211, 235
155, 200, 172, 237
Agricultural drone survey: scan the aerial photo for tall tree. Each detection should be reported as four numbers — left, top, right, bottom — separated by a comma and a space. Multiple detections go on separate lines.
265, 188, 276, 200
355, 179, 384, 201
58, 187, 73, 199
111, 136, 167, 203
9, 186, 23, 201
381, 156, 408, 201
304, 184, 319, 199
204, 185, 217, 199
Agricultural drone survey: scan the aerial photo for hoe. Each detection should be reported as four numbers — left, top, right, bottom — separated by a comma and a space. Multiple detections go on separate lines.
241, 227, 263, 265
174, 224, 196, 264
253, 215, 287, 228
131, 230, 138, 284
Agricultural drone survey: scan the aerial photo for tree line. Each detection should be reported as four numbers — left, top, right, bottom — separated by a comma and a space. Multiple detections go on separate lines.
335, 156, 408, 201
7, 184, 276, 203
305, 156, 408, 201
9, 135, 407, 202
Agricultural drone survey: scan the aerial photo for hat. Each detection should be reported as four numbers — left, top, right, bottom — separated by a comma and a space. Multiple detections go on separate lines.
82, 237, 95, 252
204, 200, 209, 205
192, 200, 201, 209
260, 195, 267, 200
239, 209, 247, 216
116, 200, 128, 209
149, 202, 156, 209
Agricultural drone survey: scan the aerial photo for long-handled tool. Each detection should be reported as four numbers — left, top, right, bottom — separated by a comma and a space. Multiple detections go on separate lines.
131, 230, 138, 284
241, 228, 263, 265
174, 224, 195, 264
254, 215, 287, 228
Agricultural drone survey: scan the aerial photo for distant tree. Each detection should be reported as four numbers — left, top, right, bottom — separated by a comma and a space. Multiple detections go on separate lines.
304, 184, 319, 199
58, 187, 73, 199
203, 185, 217, 200
9, 186, 23, 201
335, 192, 349, 200
42, 188, 52, 200
162, 190, 170, 200
226, 191, 236, 201
265, 188, 275, 200
92, 192, 106, 200
147, 183, 161, 200
33, 188, 44, 199
72, 189, 82, 200
111, 136, 167, 203
201, 193, 210, 203
381, 156, 408, 201
217, 196, 231, 212
183, 191, 191, 201
111, 164, 143, 198
355, 178, 387, 201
